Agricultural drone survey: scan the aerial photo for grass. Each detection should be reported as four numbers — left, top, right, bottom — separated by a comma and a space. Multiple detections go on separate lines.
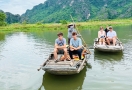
0, 19, 132, 32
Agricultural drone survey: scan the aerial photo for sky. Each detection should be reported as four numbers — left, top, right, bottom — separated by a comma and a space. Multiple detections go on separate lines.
0, 0, 46, 15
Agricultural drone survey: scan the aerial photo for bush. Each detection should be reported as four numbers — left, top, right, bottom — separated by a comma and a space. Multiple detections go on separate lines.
60, 20, 67, 24
36, 22, 42, 25
0, 12, 6, 26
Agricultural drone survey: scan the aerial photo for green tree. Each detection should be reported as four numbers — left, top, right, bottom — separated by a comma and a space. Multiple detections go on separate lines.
0, 12, 6, 26
60, 20, 67, 24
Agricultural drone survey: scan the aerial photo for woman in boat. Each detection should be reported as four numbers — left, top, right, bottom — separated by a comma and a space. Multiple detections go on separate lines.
67, 24, 77, 45
98, 27, 106, 45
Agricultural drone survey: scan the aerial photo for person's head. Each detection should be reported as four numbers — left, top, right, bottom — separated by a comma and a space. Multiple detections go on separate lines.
72, 32, 77, 39
100, 26, 103, 31
57, 32, 63, 40
109, 26, 113, 31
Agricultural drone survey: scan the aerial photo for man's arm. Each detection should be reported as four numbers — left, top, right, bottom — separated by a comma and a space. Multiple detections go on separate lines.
113, 31, 117, 38
98, 31, 100, 38
70, 39, 76, 50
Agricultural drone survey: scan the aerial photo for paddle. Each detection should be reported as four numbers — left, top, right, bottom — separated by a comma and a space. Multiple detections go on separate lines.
37, 63, 45, 71
70, 15, 91, 54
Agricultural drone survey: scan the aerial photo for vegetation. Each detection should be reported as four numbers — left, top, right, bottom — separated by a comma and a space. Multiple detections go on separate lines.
1, 0, 132, 24
0, 12, 6, 26
0, 19, 132, 32
6, 12, 21, 24
21, 0, 132, 23
0, 10, 21, 24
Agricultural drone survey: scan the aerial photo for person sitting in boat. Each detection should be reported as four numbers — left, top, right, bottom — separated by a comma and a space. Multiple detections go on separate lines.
54, 32, 67, 62
104, 25, 110, 35
69, 32, 83, 60
98, 26, 106, 45
106, 26, 117, 46
67, 24, 77, 45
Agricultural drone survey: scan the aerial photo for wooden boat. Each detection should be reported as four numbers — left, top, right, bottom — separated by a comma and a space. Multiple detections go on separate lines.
94, 38, 124, 52
41, 48, 90, 75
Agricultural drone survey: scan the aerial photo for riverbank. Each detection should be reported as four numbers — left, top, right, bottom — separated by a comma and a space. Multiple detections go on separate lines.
0, 19, 132, 32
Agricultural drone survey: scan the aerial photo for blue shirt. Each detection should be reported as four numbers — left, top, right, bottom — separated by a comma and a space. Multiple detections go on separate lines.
67, 26, 77, 38
55, 38, 66, 46
70, 38, 82, 48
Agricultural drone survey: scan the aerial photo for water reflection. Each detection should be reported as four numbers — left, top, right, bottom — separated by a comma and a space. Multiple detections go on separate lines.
39, 67, 87, 90
94, 51, 123, 69
0, 33, 5, 41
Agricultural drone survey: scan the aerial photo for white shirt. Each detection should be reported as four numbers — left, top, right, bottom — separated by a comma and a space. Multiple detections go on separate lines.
107, 30, 117, 38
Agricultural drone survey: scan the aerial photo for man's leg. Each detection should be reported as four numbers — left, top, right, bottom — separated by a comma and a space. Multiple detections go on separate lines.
106, 38, 110, 45
113, 37, 116, 46
63, 48, 67, 60
76, 49, 82, 60
69, 49, 74, 59
54, 48, 58, 60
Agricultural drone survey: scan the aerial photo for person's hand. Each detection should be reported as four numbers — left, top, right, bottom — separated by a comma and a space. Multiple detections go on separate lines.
74, 48, 78, 50
56, 46, 58, 48
70, 48, 74, 51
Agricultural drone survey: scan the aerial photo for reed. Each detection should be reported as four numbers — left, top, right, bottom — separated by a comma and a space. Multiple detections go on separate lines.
0, 19, 132, 31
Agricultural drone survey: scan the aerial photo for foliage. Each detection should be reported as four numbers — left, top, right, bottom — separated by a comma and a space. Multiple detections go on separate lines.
22, 20, 27, 25
60, 20, 67, 24
0, 19, 132, 31
21, 0, 132, 23
0, 12, 6, 26
5, 12, 21, 24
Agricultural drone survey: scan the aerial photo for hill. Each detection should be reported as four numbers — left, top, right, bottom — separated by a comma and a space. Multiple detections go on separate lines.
21, 0, 132, 23
0, 10, 21, 24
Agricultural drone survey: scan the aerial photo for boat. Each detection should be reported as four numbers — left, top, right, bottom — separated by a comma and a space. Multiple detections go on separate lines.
41, 47, 90, 75
94, 38, 124, 52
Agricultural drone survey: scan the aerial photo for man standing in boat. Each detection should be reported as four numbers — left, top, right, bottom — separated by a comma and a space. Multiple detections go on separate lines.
54, 32, 67, 62
106, 26, 117, 46
69, 32, 83, 60
67, 24, 77, 45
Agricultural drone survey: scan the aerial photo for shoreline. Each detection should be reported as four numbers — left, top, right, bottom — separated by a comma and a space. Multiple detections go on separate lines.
0, 19, 132, 32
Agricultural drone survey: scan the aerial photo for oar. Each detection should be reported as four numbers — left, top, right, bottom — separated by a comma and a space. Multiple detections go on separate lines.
37, 60, 48, 71
70, 15, 91, 54
37, 64, 44, 71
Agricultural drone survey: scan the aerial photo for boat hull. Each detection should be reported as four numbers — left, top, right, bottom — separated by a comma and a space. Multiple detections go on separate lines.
43, 67, 84, 75
94, 45, 123, 52
94, 38, 124, 52
42, 55, 87, 75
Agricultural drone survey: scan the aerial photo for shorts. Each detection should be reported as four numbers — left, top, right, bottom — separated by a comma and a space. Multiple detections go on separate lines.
57, 49, 64, 54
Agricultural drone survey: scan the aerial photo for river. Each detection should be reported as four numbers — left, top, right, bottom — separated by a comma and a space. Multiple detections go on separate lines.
0, 25, 132, 90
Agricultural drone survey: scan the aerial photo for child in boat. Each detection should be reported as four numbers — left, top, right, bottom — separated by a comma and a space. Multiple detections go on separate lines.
98, 26, 106, 45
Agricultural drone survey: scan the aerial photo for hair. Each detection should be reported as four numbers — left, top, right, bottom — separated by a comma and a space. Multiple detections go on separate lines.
72, 32, 77, 36
100, 26, 103, 30
109, 26, 113, 29
57, 32, 63, 36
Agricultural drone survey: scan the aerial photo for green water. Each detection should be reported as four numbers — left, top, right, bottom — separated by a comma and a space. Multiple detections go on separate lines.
0, 25, 132, 90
